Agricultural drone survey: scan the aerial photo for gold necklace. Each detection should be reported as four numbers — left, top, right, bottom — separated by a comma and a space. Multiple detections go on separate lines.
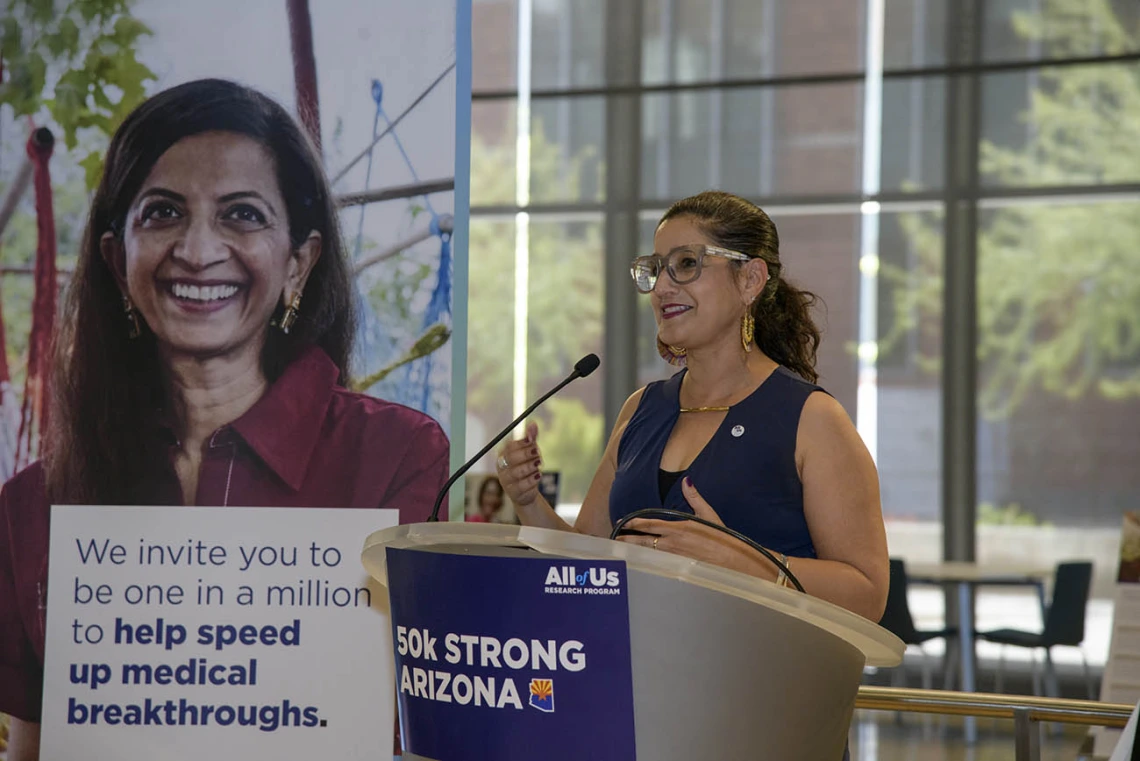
679, 374, 745, 412
679, 405, 730, 413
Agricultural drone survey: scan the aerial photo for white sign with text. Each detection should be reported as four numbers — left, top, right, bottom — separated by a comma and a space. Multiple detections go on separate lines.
41, 505, 397, 760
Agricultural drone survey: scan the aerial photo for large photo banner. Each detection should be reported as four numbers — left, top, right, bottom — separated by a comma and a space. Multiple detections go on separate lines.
385, 548, 638, 761
0, 0, 470, 477
0, 4, 471, 751
40, 506, 398, 760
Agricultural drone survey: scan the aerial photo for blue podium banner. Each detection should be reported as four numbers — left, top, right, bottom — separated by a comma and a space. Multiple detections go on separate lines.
385, 547, 637, 761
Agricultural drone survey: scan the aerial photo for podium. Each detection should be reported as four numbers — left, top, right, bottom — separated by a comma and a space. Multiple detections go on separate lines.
362, 522, 903, 761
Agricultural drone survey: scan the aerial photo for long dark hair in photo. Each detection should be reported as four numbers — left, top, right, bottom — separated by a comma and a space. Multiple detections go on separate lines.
46, 78, 356, 505
660, 190, 823, 383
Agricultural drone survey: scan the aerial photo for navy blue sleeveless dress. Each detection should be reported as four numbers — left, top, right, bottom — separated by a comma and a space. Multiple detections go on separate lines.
609, 366, 824, 558
611, 367, 852, 761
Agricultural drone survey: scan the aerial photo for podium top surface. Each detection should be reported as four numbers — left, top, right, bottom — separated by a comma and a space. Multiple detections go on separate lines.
362, 522, 903, 668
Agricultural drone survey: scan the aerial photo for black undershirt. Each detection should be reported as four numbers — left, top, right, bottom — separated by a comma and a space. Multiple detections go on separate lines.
657, 468, 685, 501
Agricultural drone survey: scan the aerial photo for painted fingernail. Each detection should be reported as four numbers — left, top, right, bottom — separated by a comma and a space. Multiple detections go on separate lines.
684, 476, 693, 488
534, 459, 542, 468
530, 448, 538, 457
533, 473, 542, 481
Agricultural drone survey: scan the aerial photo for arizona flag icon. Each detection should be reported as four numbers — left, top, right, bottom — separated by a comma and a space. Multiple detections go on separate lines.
529, 678, 555, 712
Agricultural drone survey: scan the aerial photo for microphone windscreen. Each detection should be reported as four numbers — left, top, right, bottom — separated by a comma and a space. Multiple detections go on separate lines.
574, 353, 601, 378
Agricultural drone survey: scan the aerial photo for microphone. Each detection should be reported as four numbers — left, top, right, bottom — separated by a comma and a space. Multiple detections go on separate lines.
427, 354, 600, 522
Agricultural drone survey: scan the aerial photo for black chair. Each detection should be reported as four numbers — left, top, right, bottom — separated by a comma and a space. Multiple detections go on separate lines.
977, 560, 1095, 699
879, 558, 957, 690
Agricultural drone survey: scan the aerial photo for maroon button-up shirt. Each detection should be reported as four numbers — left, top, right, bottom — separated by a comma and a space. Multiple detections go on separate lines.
0, 345, 449, 721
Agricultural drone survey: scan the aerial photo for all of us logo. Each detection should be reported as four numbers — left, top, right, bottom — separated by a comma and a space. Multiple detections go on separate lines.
544, 565, 620, 588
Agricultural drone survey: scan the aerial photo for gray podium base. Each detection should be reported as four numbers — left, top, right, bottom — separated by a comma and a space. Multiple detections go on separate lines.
627, 566, 861, 761
394, 544, 862, 761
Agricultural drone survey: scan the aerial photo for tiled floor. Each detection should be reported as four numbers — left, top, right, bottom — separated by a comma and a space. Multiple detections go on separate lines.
849, 712, 1093, 760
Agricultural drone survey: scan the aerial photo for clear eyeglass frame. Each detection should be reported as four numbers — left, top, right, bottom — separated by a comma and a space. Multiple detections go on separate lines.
629, 244, 752, 294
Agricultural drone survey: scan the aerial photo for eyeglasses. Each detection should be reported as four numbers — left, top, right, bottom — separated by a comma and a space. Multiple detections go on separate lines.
629, 244, 752, 294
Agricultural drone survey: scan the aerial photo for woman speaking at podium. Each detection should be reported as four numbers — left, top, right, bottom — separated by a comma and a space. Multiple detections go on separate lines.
498, 190, 888, 624
0, 80, 448, 759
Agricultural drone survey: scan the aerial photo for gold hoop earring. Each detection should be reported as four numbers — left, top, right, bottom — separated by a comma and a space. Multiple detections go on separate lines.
122, 294, 141, 339
741, 311, 755, 353
274, 292, 302, 334
656, 337, 687, 367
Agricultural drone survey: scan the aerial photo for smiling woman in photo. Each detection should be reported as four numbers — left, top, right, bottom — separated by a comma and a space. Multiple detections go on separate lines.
0, 79, 449, 760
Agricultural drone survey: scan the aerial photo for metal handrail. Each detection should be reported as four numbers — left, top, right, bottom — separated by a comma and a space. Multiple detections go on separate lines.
855, 686, 1134, 761
857, 686, 1133, 726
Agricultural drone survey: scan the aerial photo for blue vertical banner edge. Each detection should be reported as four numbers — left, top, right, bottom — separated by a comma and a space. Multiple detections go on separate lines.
448, 0, 473, 521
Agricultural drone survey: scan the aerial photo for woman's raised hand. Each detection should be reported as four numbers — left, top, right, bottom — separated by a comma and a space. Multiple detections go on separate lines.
495, 421, 544, 507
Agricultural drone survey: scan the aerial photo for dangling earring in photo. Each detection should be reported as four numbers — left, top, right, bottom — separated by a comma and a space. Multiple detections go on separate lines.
274, 292, 303, 334
122, 294, 141, 339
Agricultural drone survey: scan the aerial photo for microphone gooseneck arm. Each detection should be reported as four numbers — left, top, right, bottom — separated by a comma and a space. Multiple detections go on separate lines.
426, 354, 599, 522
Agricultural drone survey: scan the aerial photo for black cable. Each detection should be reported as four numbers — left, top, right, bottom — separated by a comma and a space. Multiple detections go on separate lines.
609, 508, 805, 593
